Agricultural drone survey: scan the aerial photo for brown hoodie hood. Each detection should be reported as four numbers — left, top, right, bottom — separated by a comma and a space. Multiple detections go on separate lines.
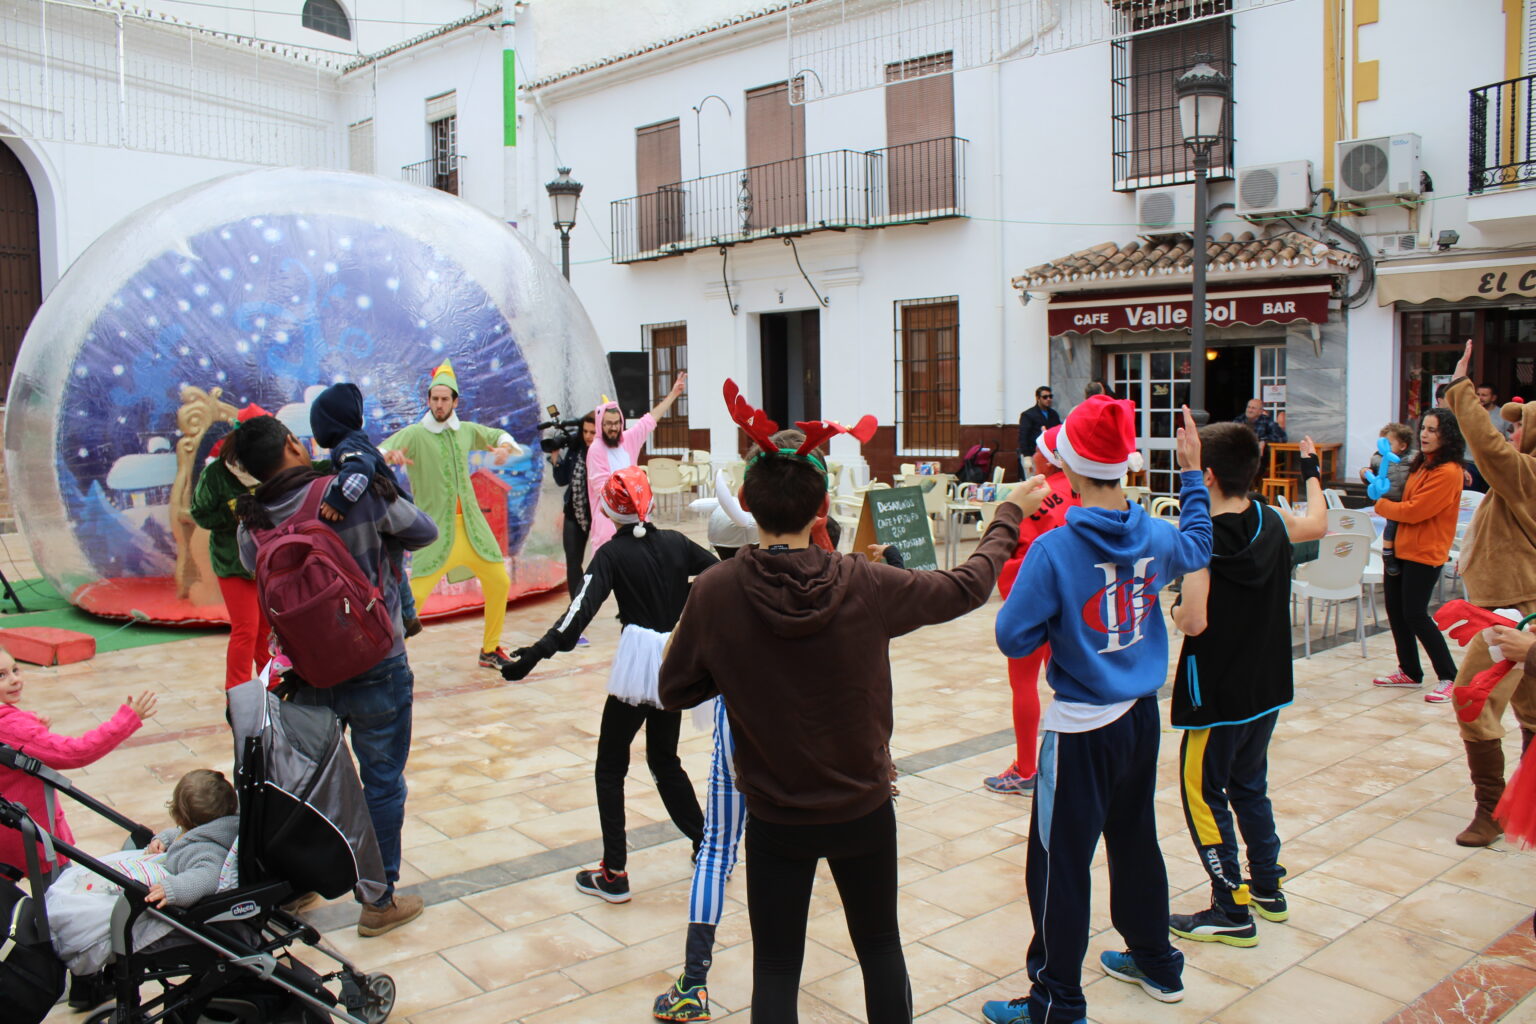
735, 545, 857, 638
1447, 378, 1536, 606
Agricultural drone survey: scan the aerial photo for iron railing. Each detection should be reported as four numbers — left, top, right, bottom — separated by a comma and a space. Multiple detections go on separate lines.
610, 137, 967, 263
1470, 74, 1536, 193
401, 154, 465, 196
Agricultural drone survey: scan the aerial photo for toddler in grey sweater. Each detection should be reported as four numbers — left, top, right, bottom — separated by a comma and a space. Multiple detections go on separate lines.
145, 768, 239, 908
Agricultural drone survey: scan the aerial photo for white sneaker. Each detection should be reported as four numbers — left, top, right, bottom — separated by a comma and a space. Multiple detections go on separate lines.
1425, 679, 1455, 704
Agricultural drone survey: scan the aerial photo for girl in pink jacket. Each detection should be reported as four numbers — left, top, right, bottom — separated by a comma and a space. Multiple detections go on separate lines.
0, 647, 157, 875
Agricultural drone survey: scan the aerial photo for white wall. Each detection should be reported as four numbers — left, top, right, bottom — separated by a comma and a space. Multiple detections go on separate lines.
142, 0, 489, 53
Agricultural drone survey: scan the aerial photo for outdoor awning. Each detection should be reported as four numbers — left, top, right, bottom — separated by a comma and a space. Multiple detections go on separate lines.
1376, 254, 1536, 305
1047, 282, 1333, 336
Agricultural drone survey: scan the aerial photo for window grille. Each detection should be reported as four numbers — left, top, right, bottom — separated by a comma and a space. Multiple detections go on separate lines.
643, 322, 689, 453
1111, 6, 1234, 191
894, 297, 960, 455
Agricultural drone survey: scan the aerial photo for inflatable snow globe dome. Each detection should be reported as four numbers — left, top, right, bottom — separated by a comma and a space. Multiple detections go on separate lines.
7, 168, 611, 622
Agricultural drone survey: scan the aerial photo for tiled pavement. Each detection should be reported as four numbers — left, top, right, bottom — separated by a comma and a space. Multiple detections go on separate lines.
24, 513, 1536, 1024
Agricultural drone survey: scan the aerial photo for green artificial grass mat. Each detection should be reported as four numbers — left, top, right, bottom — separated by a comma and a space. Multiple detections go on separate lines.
0, 578, 219, 653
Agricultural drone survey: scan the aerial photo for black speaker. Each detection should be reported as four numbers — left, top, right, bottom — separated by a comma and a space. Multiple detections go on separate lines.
607, 352, 650, 420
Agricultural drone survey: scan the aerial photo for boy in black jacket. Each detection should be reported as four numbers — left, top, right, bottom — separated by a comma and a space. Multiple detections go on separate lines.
1167, 425, 1327, 946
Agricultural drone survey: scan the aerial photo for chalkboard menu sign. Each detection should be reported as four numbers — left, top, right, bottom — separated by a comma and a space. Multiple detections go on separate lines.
853, 485, 939, 571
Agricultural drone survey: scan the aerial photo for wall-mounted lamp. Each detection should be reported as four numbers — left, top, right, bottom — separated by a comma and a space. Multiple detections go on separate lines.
1436, 229, 1460, 252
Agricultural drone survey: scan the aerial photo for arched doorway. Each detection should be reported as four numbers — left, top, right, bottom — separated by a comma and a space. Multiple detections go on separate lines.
0, 141, 41, 394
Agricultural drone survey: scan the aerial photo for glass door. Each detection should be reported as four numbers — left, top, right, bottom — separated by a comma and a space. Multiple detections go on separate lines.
1107, 348, 1190, 495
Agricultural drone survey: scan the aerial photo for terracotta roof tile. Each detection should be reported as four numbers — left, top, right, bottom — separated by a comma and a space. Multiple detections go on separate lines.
1012, 230, 1361, 290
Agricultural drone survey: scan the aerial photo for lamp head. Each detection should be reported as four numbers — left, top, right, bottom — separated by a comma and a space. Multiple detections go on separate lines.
1175, 57, 1230, 152
545, 167, 583, 231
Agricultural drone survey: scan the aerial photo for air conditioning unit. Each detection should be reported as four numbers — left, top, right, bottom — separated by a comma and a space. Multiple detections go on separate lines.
1136, 185, 1195, 238
1236, 160, 1314, 217
1336, 133, 1423, 204
1365, 231, 1420, 256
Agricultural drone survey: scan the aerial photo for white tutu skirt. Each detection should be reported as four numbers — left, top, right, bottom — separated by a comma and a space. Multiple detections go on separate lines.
608, 625, 668, 708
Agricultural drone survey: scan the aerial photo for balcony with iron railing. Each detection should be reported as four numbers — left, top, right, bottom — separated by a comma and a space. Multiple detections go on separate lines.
1470, 74, 1536, 193
610, 137, 967, 263
402, 154, 466, 196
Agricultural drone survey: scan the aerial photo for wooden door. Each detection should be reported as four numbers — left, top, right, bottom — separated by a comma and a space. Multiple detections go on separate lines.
0, 143, 40, 395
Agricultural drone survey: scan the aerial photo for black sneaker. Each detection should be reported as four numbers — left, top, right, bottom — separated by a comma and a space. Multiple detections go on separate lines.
1169, 905, 1258, 947
1250, 887, 1289, 922
575, 864, 631, 903
67, 970, 111, 1011
478, 646, 513, 670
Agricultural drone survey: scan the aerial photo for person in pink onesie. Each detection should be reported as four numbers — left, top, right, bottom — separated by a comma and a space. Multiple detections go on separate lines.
585, 371, 688, 554
0, 647, 158, 877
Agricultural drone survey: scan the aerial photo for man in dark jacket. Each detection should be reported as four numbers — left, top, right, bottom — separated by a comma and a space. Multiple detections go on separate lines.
658, 438, 1045, 1022
233, 415, 437, 938
1017, 385, 1060, 476
550, 413, 598, 601
1167, 424, 1325, 948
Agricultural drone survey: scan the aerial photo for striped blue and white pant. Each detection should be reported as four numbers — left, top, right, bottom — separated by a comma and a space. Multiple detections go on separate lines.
687, 696, 747, 926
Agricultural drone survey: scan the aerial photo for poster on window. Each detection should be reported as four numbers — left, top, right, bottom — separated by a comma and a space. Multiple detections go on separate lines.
1262, 385, 1286, 404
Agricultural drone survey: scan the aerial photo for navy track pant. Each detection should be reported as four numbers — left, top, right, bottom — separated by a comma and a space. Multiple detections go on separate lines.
1177, 711, 1284, 912
1024, 696, 1183, 1024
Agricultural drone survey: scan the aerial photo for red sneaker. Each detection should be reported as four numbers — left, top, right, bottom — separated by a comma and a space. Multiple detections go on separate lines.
1372, 670, 1419, 688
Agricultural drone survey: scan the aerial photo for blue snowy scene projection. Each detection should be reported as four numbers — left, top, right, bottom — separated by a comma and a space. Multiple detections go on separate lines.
7, 169, 612, 623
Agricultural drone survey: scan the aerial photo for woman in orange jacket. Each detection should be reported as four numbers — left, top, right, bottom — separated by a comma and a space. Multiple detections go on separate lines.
1374, 409, 1465, 703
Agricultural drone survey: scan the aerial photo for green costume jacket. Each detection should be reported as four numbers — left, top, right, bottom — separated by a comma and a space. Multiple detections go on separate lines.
383, 415, 510, 577
189, 460, 253, 580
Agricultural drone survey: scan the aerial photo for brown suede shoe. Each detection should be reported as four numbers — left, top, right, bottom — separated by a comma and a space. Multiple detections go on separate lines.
357, 892, 424, 937
1456, 808, 1504, 848
280, 891, 321, 914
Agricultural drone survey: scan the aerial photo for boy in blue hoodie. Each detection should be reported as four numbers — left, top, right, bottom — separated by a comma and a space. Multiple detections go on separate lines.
982, 398, 1211, 1024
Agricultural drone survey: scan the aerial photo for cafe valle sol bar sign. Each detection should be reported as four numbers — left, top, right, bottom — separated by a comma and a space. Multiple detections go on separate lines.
1047, 283, 1333, 335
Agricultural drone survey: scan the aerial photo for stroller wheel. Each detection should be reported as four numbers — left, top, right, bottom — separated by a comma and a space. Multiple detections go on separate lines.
361, 974, 395, 1023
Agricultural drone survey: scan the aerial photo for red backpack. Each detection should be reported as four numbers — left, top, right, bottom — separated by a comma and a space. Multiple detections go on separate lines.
250, 478, 394, 688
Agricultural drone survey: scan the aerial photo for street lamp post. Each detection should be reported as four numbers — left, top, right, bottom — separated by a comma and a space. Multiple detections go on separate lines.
545, 167, 583, 280
1174, 57, 1230, 422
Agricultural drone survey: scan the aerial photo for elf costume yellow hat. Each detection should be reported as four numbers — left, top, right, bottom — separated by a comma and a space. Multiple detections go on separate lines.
429, 359, 459, 396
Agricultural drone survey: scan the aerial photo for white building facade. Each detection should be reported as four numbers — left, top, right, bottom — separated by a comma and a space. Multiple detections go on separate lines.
4, 0, 1535, 486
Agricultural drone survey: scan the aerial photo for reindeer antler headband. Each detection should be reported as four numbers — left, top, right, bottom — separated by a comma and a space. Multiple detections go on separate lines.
723, 379, 877, 474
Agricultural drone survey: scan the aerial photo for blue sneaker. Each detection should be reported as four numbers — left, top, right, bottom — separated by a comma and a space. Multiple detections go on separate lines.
980, 997, 1032, 1024
984, 762, 1036, 795
1099, 950, 1183, 1003
576, 634, 591, 647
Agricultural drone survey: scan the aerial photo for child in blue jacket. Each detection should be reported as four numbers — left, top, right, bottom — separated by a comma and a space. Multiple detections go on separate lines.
982, 397, 1212, 1024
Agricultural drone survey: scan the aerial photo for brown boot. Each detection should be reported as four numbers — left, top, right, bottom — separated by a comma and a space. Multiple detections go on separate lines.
357, 892, 424, 936
1456, 738, 1507, 848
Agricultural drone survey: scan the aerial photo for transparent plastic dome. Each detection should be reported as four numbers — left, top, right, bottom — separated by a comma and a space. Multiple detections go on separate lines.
6, 169, 610, 623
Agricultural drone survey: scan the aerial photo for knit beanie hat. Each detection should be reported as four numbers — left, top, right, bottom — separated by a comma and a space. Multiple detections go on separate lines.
599, 466, 654, 537
1057, 394, 1141, 479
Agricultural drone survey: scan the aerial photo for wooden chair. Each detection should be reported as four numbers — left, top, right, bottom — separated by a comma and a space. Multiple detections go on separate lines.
1260, 477, 1295, 505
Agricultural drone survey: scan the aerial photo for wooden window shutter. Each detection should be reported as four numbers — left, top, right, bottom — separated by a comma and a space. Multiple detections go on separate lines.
1126, 17, 1231, 183
744, 82, 807, 230
884, 53, 955, 216
635, 119, 683, 251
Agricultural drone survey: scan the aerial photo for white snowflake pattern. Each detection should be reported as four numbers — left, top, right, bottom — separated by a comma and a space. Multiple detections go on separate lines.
356, 295, 372, 309
112, 365, 124, 376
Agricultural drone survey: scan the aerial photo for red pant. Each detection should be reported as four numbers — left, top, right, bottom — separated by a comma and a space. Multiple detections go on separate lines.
1007, 643, 1049, 779
217, 575, 271, 689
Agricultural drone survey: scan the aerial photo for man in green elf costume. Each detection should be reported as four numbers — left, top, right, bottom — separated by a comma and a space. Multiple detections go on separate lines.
383, 360, 524, 669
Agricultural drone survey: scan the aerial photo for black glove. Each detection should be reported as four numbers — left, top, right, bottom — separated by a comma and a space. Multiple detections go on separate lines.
1299, 453, 1321, 483
501, 647, 544, 682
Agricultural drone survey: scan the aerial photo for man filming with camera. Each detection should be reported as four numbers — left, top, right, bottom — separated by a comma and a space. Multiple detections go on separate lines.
547, 412, 597, 602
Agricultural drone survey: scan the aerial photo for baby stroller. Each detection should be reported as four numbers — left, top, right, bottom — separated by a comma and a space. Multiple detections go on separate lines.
0, 677, 397, 1023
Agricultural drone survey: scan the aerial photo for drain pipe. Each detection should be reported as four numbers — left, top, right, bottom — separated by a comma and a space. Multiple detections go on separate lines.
993, 60, 1008, 431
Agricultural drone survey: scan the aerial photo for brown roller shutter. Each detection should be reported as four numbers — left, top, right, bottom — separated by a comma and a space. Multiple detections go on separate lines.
636, 119, 683, 251
745, 81, 806, 231
884, 53, 955, 216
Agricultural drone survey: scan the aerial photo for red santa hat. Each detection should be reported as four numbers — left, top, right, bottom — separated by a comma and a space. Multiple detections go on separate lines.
599, 466, 654, 537
1056, 395, 1143, 479
210, 402, 272, 458
1038, 425, 1064, 469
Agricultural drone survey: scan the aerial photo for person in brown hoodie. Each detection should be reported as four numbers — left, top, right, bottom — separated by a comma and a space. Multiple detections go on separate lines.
1443, 340, 1536, 846
658, 427, 1044, 1024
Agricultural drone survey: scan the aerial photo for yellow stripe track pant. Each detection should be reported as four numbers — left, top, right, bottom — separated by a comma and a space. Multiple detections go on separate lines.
409, 514, 510, 654
1178, 712, 1284, 912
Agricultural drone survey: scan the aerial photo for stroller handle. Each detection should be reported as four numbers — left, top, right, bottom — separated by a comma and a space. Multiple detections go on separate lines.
0, 742, 156, 849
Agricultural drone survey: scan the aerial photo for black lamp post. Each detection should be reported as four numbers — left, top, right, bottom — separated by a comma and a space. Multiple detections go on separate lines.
1174, 57, 1230, 421
546, 167, 583, 280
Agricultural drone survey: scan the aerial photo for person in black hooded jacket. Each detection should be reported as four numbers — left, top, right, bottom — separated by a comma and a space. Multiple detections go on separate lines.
1167, 424, 1326, 949
309, 383, 422, 636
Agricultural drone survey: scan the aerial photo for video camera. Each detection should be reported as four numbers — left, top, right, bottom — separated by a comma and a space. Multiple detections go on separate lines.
537, 404, 587, 453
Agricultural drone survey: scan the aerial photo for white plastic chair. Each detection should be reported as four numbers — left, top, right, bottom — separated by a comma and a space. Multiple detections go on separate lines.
1325, 507, 1374, 536
899, 463, 917, 477
645, 458, 688, 521
1322, 488, 1346, 509
1149, 496, 1180, 521
991, 465, 1006, 486
1291, 532, 1371, 658
1275, 491, 1293, 513
1460, 489, 1486, 513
